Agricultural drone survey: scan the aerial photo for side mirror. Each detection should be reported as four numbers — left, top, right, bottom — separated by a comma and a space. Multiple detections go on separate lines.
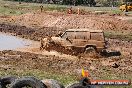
58, 32, 63, 37
66, 37, 69, 40
66, 37, 72, 43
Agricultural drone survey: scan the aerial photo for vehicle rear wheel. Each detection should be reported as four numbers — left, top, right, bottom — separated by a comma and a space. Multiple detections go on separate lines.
85, 46, 96, 54
83, 47, 99, 58
84, 47, 96, 54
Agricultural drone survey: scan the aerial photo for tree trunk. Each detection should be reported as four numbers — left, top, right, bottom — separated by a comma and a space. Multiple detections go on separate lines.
125, 0, 128, 12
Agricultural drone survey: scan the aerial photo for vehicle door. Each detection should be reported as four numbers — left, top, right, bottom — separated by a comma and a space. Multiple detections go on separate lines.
60, 31, 74, 47
72, 31, 90, 47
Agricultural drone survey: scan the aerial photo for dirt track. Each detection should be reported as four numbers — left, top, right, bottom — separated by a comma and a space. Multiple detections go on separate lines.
0, 12, 132, 82
0, 23, 132, 80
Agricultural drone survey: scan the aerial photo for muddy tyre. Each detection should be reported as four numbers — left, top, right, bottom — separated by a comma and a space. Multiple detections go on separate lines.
66, 83, 85, 88
42, 79, 64, 88
1, 76, 17, 88
10, 77, 47, 88
0, 85, 2, 88
84, 47, 96, 54
83, 47, 98, 58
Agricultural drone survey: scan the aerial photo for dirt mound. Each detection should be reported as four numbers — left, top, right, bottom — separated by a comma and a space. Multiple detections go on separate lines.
10, 12, 132, 31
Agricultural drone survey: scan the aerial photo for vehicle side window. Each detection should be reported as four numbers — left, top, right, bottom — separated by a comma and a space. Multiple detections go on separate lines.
84, 32, 90, 40
61, 32, 67, 38
90, 32, 104, 41
75, 32, 90, 40
62, 32, 75, 39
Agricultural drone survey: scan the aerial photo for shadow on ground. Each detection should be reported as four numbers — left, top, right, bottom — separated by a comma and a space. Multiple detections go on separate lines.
101, 50, 121, 57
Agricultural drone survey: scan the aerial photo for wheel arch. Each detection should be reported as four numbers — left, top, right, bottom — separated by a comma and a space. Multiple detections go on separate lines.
85, 45, 97, 50
84, 45, 98, 52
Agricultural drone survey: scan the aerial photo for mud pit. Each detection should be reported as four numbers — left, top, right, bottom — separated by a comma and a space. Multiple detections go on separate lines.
0, 12, 132, 85
0, 33, 33, 50
0, 23, 131, 80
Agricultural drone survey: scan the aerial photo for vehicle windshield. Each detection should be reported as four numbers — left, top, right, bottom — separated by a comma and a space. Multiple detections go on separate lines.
60, 32, 65, 38
61, 31, 73, 39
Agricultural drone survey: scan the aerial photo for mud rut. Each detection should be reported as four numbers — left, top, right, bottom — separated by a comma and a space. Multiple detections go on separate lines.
0, 23, 132, 80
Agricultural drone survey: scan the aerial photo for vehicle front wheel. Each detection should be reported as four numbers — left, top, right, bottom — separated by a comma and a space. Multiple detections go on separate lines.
84, 47, 98, 58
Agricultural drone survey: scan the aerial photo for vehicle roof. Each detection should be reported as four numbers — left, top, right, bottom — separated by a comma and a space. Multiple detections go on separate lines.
66, 29, 103, 32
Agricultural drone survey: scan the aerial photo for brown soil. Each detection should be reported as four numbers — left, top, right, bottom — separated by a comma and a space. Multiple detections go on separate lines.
0, 12, 131, 81
0, 23, 63, 41
0, 38, 131, 79
8, 12, 132, 31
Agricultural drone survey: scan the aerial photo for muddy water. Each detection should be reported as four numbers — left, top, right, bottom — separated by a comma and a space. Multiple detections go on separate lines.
0, 33, 32, 50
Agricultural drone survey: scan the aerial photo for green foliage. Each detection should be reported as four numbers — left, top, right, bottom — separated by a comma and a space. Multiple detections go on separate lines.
0, 6, 23, 15
0, 69, 77, 85
110, 10, 122, 15
44, 5, 66, 11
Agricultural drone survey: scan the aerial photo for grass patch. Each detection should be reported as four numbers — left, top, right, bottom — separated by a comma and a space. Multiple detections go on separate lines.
110, 10, 122, 15
44, 5, 67, 12
104, 31, 132, 41
74, 7, 118, 11
90, 65, 132, 88
0, 0, 125, 15
102, 74, 131, 88
0, 69, 131, 88
0, 0, 67, 15
0, 69, 77, 85
0, 6, 24, 15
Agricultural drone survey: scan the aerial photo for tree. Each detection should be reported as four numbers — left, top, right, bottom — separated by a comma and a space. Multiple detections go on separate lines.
125, 0, 128, 12
85, 0, 96, 6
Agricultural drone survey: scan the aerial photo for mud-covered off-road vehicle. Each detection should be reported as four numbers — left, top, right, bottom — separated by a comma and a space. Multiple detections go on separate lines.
40, 29, 108, 55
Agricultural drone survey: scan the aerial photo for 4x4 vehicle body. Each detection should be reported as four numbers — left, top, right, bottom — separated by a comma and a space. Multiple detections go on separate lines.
41, 29, 107, 53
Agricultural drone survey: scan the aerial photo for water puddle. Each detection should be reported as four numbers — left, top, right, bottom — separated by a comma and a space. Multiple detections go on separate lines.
0, 33, 32, 50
